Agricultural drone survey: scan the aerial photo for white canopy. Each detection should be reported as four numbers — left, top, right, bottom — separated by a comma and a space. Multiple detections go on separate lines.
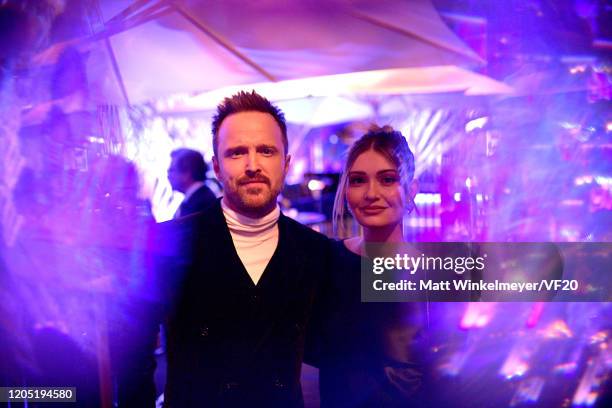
37, 0, 486, 104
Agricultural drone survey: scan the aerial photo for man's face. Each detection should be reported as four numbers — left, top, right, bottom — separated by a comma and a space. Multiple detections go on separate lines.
213, 111, 290, 218
167, 157, 190, 193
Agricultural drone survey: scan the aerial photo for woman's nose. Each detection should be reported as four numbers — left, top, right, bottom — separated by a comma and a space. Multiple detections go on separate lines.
364, 180, 380, 199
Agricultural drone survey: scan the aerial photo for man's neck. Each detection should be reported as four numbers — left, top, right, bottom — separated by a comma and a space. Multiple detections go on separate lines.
220, 198, 280, 285
221, 197, 277, 220
221, 199, 280, 235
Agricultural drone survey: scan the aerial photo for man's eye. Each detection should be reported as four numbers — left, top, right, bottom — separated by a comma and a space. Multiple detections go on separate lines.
229, 150, 245, 158
260, 147, 275, 156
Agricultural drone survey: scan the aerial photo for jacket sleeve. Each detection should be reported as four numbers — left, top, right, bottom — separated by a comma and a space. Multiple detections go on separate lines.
303, 237, 334, 368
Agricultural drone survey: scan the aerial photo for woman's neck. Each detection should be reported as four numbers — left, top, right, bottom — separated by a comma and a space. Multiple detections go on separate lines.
345, 223, 405, 256
363, 222, 404, 243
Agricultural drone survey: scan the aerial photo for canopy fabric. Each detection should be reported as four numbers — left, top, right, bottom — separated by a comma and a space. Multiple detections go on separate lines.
155, 65, 514, 116
37, 0, 486, 104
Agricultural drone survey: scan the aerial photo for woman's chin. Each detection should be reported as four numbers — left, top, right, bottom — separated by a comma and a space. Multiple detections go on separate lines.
357, 217, 400, 230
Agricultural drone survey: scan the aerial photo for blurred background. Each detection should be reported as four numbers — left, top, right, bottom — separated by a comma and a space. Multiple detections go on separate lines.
0, 0, 610, 407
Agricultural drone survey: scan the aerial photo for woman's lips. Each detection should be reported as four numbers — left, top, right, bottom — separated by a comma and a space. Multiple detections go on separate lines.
360, 206, 387, 215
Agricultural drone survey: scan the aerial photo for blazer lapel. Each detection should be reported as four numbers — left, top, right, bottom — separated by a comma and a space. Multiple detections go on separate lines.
198, 200, 253, 291
256, 213, 306, 292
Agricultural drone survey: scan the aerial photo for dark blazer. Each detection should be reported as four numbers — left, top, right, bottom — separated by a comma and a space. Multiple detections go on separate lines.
177, 184, 217, 217
157, 199, 330, 408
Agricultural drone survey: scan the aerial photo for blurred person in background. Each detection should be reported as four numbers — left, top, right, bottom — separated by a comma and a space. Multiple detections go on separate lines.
168, 148, 217, 218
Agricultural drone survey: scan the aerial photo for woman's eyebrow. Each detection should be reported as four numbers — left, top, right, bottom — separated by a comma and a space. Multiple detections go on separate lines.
377, 169, 398, 174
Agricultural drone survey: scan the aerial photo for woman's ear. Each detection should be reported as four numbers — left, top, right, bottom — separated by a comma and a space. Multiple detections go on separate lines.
408, 179, 419, 200
406, 179, 419, 213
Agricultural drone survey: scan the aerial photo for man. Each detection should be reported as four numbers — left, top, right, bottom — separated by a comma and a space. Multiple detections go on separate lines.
168, 148, 217, 217
158, 91, 330, 407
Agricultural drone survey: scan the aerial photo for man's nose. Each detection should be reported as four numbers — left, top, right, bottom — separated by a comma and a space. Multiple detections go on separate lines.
245, 151, 260, 173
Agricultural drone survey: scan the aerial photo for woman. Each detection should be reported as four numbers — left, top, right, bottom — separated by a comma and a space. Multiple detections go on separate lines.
315, 125, 429, 407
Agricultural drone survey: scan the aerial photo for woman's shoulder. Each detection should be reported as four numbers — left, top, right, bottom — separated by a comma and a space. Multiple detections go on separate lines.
330, 238, 362, 264
343, 236, 361, 254
330, 237, 353, 251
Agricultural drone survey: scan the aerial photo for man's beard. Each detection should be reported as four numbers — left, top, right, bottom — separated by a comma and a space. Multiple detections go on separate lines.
224, 176, 281, 217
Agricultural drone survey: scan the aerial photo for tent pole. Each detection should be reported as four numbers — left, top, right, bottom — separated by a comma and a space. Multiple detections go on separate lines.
105, 38, 131, 106
347, 10, 485, 64
94, 4, 174, 42
106, 0, 158, 24
172, 3, 278, 82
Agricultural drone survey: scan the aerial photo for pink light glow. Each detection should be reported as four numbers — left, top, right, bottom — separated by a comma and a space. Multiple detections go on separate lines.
460, 303, 497, 329
526, 302, 545, 328
540, 320, 573, 339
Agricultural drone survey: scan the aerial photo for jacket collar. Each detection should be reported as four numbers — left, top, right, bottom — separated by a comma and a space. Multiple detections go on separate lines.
204, 198, 306, 288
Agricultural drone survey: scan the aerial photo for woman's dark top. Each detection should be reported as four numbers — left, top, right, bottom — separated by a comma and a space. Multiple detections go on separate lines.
314, 240, 429, 408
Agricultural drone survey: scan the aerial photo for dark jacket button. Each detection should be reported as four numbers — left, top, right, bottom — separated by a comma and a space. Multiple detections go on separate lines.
223, 382, 239, 391
200, 326, 209, 337
272, 379, 286, 389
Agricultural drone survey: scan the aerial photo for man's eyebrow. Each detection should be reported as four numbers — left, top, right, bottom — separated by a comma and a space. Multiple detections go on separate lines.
257, 144, 278, 150
224, 145, 246, 150
223, 145, 247, 155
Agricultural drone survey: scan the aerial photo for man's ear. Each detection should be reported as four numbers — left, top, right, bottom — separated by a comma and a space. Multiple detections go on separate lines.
212, 156, 220, 179
284, 154, 291, 175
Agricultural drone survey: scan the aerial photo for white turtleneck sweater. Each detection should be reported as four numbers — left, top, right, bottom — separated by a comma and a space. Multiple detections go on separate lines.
221, 199, 280, 285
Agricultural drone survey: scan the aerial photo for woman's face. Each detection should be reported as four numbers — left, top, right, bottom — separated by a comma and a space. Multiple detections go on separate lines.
346, 149, 408, 230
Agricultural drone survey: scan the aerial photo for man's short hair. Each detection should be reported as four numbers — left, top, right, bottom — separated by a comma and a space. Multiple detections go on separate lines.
211, 90, 288, 156
170, 148, 207, 181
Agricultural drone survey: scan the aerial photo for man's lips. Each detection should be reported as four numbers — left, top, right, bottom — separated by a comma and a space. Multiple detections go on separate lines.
239, 178, 269, 186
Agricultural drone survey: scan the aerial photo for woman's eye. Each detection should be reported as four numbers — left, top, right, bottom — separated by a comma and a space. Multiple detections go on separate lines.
380, 176, 399, 185
349, 177, 366, 185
